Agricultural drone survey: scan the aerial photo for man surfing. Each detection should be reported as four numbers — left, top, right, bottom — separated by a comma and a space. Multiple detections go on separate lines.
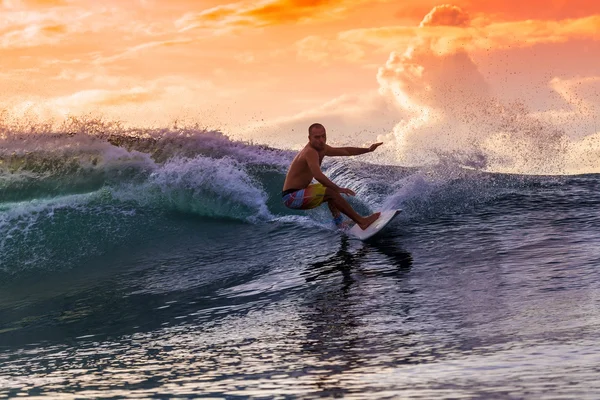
282, 123, 382, 231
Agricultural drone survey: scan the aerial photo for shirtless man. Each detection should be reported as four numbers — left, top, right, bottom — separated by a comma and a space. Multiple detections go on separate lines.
282, 123, 382, 230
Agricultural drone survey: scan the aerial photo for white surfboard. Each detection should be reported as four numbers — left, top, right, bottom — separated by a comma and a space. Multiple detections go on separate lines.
347, 209, 401, 241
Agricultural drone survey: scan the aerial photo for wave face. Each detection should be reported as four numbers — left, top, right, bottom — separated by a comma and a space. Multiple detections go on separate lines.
0, 118, 592, 278
0, 119, 294, 277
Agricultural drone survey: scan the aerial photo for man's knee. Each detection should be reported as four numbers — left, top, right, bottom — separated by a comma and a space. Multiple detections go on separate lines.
324, 187, 339, 200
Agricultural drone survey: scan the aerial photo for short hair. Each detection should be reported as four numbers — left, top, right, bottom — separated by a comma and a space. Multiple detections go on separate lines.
308, 123, 325, 135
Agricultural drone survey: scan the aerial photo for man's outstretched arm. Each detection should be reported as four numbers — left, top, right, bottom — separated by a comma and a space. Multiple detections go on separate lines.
325, 142, 383, 157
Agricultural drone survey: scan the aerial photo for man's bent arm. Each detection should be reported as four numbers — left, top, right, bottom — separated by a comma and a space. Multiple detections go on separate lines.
306, 150, 341, 191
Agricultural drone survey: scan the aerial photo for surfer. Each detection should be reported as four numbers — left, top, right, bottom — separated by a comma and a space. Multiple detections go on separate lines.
282, 123, 382, 230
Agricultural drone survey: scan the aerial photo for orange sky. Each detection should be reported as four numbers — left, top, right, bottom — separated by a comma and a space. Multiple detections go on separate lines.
1, 0, 599, 171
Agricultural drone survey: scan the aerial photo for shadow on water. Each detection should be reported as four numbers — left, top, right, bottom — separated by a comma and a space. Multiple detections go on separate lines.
299, 235, 415, 397
302, 234, 413, 286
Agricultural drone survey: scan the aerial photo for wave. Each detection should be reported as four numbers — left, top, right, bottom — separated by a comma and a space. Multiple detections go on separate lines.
0, 117, 582, 278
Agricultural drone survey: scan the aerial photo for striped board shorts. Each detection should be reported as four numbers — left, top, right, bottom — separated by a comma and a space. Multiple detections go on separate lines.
281, 183, 327, 210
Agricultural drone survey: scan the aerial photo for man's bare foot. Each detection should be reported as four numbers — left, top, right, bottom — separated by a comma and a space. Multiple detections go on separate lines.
358, 212, 380, 230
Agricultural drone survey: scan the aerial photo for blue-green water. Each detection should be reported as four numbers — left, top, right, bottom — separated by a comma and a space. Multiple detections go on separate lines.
1, 128, 600, 398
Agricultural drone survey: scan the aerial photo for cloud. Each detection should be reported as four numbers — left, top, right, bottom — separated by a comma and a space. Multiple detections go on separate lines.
1, 0, 69, 8
4, 76, 243, 128
93, 88, 157, 107
377, 46, 490, 112
483, 15, 600, 48
16, 86, 162, 117
0, 2, 97, 49
377, 6, 489, 111
458, 0, 600, 20
297, 10, 600, 64
175, 0, 377, 32
0, 2, 172, 52
52, 69, 93, 81
296, 35, 365, 64
233, 51, 255, 64
92, 38, 194, 65
1, 23, 69, 48
419, 4, 471, 27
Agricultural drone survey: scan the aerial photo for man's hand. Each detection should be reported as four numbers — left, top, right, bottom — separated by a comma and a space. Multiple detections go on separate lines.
339, 188, 356, 196
369, 142, 383, 152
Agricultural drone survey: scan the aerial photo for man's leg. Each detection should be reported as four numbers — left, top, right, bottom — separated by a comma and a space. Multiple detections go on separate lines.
327, 201, 341, 219
327, 202, 348, 228
324, 188, 380, 230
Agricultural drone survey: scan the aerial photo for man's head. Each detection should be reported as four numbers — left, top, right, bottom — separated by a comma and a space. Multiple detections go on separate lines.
308, 123, 326, 151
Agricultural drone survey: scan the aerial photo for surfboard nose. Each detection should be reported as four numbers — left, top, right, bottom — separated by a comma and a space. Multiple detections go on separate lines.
348, 209, 401, 240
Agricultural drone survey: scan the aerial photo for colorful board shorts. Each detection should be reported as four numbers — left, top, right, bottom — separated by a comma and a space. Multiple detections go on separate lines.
282, 183, 327, 210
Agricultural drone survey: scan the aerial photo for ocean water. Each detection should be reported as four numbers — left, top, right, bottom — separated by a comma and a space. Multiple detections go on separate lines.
1, 122, 600, 399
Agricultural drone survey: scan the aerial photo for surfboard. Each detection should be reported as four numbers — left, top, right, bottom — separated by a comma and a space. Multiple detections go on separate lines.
347, 209, 401, 241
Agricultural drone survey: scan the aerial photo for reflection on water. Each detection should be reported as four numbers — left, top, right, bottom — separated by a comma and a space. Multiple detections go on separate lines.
2, 224, 600, 399
3, 326, 600, 399
299, 236, 414, 397
303, 236, 413, 285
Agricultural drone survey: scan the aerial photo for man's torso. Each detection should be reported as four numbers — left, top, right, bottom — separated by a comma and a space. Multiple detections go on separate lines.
282, 145, 325, 192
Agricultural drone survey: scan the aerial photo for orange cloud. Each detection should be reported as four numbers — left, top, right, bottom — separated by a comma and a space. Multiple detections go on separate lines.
462, 0, 600, 20
1, 0, 68, 8
94, 88, 157, 107
176, 0, 379, 31
5, 76, 245, 128
0, 1, 168, 54
40, 23, 66, 34
332, 13, 600, 58
420, 4, 470, 27
296, 35, 365, 64
1, 23, 69, 48
0, 1, 98, 49
383, 0, 600, 21
375, 14, 490, 115
37, 87, 161, 112
92, 38, 195, 65
483, 15, 600, 47
233, 51, 255, 64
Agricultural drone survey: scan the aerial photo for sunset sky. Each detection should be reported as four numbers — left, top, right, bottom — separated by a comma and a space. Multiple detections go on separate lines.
1, 0, 599, 172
